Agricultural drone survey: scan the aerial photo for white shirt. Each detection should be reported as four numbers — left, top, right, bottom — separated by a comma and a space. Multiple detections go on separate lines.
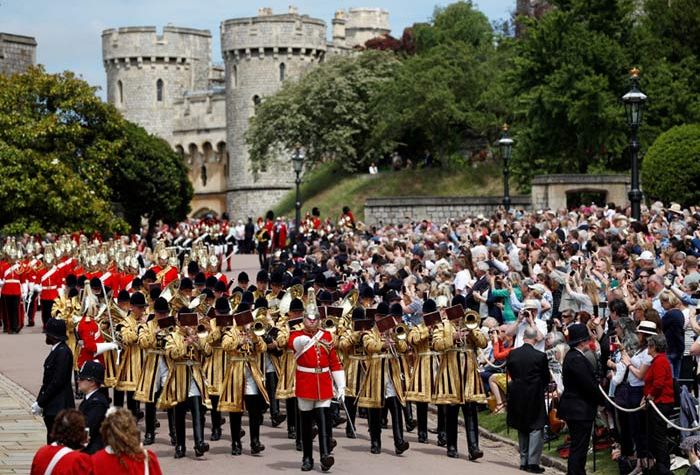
84, 389, 98, 401
513, 319, 547, 352
454, 269, 473, 295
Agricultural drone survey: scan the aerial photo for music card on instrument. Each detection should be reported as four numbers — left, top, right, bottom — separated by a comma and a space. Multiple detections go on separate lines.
327, 307, 343, 318
215, 314, 233, 328
422, 311, 442, 327
365, 308, 378, 320
178, 312, 198, 327
157, 316, 176, 329
376, 315, 397, 333
445, 304, 465, 321
233, 310, 254, 327
352, 319, 375, 332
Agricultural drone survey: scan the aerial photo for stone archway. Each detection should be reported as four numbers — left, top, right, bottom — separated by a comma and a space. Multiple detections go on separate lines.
192, 207, 218, 219
565, 188, 608, 209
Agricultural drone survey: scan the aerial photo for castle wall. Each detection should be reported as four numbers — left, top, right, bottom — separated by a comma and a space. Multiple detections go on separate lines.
221, 12, 327, 219
345, 8, 390, 48
0, 33, 37, 75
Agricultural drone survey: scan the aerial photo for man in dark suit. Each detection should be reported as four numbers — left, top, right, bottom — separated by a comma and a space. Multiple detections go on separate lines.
78, 361, 110, 454
34, 318, 75, 442
506, 326, 550, 473
558, 323, 603, 475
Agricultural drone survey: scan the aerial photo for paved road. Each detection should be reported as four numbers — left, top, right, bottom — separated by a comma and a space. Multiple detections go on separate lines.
0, 254, 560, 474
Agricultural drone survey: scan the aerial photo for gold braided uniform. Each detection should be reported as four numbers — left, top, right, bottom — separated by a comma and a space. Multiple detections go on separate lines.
357, 327, 407, 409
218, 327, 269, 412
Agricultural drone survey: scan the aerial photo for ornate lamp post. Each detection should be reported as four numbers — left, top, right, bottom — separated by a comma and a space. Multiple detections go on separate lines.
498, 124, 514, 211
622, 68, 647, 221
291, 147, 305, 231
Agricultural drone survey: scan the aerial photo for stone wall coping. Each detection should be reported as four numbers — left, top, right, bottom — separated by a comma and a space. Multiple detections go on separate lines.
102, 26, 211, 38
531, 174, 630, 185
0, 32, 37, 46
222, 15, 326, 28
366, 195, 531, 207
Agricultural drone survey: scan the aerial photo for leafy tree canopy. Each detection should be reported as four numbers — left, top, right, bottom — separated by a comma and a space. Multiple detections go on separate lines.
0, 67, 191, 234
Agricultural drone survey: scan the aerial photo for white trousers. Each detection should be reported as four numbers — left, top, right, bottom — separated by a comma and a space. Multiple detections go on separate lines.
297, 397, 331, 411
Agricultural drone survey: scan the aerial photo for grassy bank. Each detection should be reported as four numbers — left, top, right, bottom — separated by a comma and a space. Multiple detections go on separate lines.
273, 160, 511, 222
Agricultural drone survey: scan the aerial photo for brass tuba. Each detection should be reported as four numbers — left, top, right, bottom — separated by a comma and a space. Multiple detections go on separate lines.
229, 291, 243, 311
277, 284, 304, 316
394, 322, 409, 341
463, 310, 480, 331
340, 288, 358, 319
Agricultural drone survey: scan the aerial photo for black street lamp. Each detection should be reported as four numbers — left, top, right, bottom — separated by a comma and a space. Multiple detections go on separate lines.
498, 124, 514, 211
291, 147, 305, 231
622, 67, 647, 221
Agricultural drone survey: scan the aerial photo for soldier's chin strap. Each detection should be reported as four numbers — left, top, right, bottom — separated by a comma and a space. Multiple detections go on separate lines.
294, 329, 325, 360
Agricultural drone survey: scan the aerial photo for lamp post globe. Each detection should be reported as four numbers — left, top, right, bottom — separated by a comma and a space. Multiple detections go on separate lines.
621, 67, 647, 221
498, 124, 514, 211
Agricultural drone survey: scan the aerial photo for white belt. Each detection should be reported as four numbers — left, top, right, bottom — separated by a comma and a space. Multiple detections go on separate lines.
297, 366, 330, 374
4, 279, 20, 284
42, 286, 58, 290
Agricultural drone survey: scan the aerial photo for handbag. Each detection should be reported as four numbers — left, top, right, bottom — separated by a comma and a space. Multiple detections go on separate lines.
614, 367, 632, 407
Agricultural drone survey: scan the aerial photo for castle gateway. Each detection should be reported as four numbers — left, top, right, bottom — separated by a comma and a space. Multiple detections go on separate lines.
102, 7, 390, 219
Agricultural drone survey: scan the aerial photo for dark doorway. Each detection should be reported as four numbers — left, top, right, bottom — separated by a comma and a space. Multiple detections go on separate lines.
566, 189, 607, 210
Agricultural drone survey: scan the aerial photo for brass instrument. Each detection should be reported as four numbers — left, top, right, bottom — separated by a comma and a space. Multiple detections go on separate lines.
463, 310, 480, 331
323, 316, 339, 333
197, 321, 210, 339
229, 291, 242, 311
252, 315, 270, 337
394, 322, 409, 341
276, 284, 304, 316
160, 278, 180, 303
340, 288, 358, 319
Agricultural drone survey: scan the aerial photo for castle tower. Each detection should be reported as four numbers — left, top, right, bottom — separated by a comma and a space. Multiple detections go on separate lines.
221, 7, 327, 219
101, 26, 212, 141
345, 8, 390, 48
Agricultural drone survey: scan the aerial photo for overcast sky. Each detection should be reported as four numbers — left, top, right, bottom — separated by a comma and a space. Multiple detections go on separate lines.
1, 0, 514, 97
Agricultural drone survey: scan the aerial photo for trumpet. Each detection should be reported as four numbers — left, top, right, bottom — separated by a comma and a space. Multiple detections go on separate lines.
462, 310, 480, 331
196, 323, 209, 339
394, 323, 409, 341
252, 316, 270, 337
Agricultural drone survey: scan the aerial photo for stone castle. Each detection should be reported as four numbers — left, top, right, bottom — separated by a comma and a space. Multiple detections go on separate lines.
0, 32, 37, 75
102, 6, 390, 219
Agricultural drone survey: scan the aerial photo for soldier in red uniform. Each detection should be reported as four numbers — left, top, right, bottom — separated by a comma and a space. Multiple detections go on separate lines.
288, 299, 345, 472
37, 245, 61, 329
1, 248, 25, 333
76, 301, 118, 370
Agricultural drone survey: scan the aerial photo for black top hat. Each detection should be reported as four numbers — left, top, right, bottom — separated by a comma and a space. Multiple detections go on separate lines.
143, 269, 157, 282
89, 277, 102, 290
78, 361, 104, 385
289, 298, 304, 313
376, 301, 390, 316
422, 299, 437, 313
77, 275, 88, 287
131, 277, 143, 290
187, 261, 199, 275
154, 297, 169, 314
130, 292, 147, 307
45, 318, 67, 341
180, 277, 194, 290
318, 290, 333, 304
292, 267, 304, 278
254, 297, 268, 309
360, 286, 375, 300
238, 271, 250, 284
351, 307, 366, 321
206, 276, 218, 288
325, 276, 338, 290
451, 295, 466, 308
270, 271, 284, 286
214, 280, 227, 293
235, 302, 251, 313
389, 303, 403, 317
312, 207, 320, 217
315, 273, 327, 287
149, 286, 161, 301
567, 323, 591, 346
215, 297, 231, 315
65, 274, 77, 288
256, 270, 269, 283
242, 291, 255, 304
117, 289, 130, 303
201, 288, 215, 300
194, 272, 207, 286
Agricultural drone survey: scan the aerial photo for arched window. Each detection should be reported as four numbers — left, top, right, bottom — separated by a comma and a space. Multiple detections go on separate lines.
279, 63, 286, 81
216, 141, 226, 163
156, 79, 164, 102
253, 95, 261, 108
175, 145, 185, 158
200, 164, 208, 186
188, 143, 198, 166
232, 65, 237, 88
117, 80, 123, 104
202, 142, 214, 163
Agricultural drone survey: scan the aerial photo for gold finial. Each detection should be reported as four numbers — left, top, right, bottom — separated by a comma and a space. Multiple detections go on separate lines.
502, 123, 509, 132
630, 67, 640, 78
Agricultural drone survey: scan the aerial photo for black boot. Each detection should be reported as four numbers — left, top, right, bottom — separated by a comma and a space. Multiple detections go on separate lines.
190, 397, 210, 457
266, 372, 286, 427
295, 399, 302, 451
331, 401, 346, 428
230, 412, 242, 456
174, 402, 187, 458
144, 401, 156, 446
210, 396, 222, 441
369, 408, 382, 454
381, 404, 389, 428
345, 396, 358, 438
167, 408, 176, 446
387, 397, 409, 455
287, 398, 297, 439
403, 402, 416, 432
437, 405, 447, 447
300, 410, 314, 471
247, 395, 265, 454
446, 404, 459, 458
417, 402, 428, 443
316, 408, 335, 472
466, 403, 483, 461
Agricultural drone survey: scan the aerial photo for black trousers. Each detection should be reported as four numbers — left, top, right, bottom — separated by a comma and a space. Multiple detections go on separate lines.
265, 372, 280, 417
113, 390, 139, 418
566, 419, 592, 475
416, 402, 428, 435
40, 299, 54, 328
174, 396, 205, 449
647, 403, 673, 474
2, 295, 21, 333
44, 415, 55, 443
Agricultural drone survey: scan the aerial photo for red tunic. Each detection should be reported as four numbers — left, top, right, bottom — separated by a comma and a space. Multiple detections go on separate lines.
38, 265, 61, 301
160, 266, 179, 288
77, 317, 104, 368
288, 329, 342, 400
2, 262, 22, 296
91, 448, 163, 475
31, 445, 93, 475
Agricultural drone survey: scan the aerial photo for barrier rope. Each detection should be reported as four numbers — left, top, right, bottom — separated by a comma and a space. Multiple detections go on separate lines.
598, 385, 700, 432
483, 359, 507, 369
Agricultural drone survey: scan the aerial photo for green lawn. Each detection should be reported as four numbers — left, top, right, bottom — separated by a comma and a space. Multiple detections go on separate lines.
273, 161, 513, 222
479, 411, 686, 474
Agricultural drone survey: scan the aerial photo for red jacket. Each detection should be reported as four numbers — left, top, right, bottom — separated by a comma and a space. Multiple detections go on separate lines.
644, 352, 675, 404
31, 445, 93, 475
289, 329, 342, 400
38, 265, 61, 301
91, 448, 162, 475
77, 317, 104, 368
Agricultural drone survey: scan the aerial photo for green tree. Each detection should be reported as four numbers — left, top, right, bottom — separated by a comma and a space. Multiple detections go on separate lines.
413, 1, 494, 53
109, 122, 193, 231
641, 124, 700, 207
0, 67, 192, 234
245, 51, 399, 173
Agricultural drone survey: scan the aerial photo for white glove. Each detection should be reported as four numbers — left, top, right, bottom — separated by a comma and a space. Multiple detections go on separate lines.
95, 342, 119, 356
72, 315, 82, 325
31, 401, 42, 416
21, 282, 28, 298
34, 284, 42, 293
332, 370, 346, 400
